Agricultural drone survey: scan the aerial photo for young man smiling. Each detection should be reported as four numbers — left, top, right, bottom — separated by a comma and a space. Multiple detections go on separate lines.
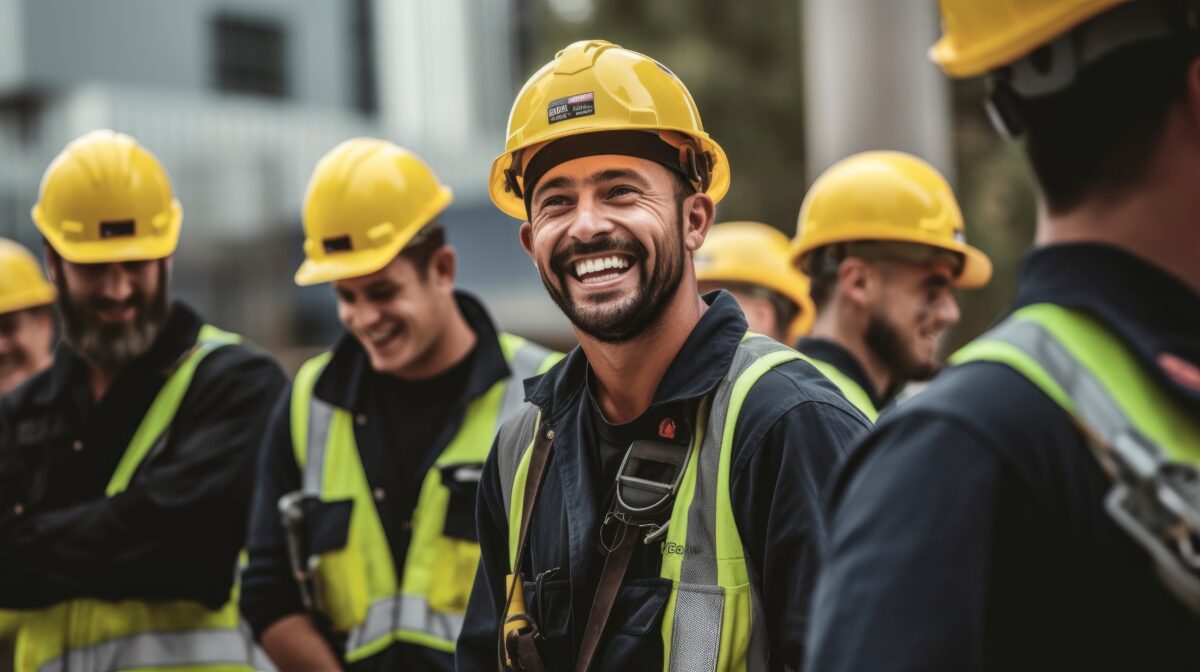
0, 130, 283, 672
240, 138, 558, 671
790, 151, 992, 420
457, 40, 869, 671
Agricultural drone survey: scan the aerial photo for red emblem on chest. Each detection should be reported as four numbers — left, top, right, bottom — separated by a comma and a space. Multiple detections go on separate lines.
658, 417, 677, 440
1158, 352, 1200, 392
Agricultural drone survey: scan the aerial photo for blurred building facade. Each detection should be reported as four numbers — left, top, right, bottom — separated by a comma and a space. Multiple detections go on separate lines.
0, 0, 571, 366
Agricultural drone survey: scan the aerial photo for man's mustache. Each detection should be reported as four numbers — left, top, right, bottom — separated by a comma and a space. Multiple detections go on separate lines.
549, 236, 645, 276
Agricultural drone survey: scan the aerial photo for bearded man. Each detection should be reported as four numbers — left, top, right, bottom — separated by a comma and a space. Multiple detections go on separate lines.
0, 130, 282, 672
456, 40, 869, 672
791, 151, 992, 420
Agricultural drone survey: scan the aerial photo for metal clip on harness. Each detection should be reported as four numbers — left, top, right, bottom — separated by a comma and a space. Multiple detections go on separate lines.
608, 438, 693, 545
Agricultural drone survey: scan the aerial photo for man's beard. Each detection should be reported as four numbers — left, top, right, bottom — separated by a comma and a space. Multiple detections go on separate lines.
58, 265, 170, 373
864, 309, 939, 384
540, 217, 686, 344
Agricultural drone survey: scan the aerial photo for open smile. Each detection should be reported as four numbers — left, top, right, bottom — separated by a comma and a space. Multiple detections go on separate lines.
568, 253, 636, 289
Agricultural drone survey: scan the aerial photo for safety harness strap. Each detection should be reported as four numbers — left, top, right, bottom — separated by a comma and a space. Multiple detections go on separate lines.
499, 417, 554, 672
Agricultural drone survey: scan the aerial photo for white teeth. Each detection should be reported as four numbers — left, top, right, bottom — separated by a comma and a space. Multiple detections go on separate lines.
575, 256, 630, 278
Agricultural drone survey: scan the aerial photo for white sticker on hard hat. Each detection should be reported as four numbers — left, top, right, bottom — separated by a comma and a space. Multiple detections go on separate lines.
548, 92, 595, 124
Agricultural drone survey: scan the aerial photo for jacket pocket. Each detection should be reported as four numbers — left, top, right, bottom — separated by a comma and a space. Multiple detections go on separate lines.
428, 463, 486, 613
597, 577, 671, 668
309, 499, 370, 631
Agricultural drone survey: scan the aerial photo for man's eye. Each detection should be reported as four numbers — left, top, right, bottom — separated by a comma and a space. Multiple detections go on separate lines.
368, 288, 397, 302
541, 195, 569, 209
608, 185, 637, 198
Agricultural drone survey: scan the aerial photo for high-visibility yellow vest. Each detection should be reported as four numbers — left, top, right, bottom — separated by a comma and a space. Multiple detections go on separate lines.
952, 303, 1200, 472
289, 333, 559, 664
13, 325, 272, 672
952, 303, 1200, 603
799, 356, 878, 421
498, 335, 801, 671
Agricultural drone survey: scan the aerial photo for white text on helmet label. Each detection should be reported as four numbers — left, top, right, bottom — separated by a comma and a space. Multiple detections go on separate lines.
547, 92, 595, 125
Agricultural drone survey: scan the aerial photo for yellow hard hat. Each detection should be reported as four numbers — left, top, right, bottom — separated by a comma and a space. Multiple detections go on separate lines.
930, 0, 1128, 77
792, 151, 992, 289
489, 39, 730, 220
696, 221, 816, 340
32, 130, 181, 264
295, 138, 453, 286
0, 238, 55, 315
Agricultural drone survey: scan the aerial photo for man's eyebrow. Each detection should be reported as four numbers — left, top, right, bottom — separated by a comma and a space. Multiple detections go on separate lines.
586, 168, 650, 187
532, 175, 575, 202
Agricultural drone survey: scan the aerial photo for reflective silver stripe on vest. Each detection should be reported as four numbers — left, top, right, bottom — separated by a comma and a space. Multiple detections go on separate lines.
345, 594, 465, 654
499, 342, 551, 428
669, 335, 784, 672
497, 404, 540, 523
303, 398, 336, 495
40, 627, 274, 672
984, 319, 1161, 470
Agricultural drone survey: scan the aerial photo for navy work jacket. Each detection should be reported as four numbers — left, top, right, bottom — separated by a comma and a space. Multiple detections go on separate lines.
807, 244, 1200, 671
458, 291, 870, 671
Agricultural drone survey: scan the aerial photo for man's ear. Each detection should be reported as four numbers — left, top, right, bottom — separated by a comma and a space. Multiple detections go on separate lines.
682, 192, 715, 253
430, 245, 458, 289
837, 257, 874, 308
519, 221, 537, 263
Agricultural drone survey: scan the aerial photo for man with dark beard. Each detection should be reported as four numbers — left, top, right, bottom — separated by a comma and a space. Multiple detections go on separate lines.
456, 40, 869, 672
790, 151, 992, 421
0, 130, 283, 672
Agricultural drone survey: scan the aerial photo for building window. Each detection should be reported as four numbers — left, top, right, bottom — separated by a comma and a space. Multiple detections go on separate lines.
213, 15, 288, 98
350, 0, 377, 115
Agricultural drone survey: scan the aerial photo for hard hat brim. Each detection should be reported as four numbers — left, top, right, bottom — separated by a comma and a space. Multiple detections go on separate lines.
294, 188, 452, 286
37, 204, 182, 265
488, 126, 730, 221
0, 284, 56, 315
793, 228, 993, 290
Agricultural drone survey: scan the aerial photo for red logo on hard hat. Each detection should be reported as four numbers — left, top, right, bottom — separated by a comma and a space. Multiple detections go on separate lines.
658, 417, 677, 440
1159, 352, 1200, 392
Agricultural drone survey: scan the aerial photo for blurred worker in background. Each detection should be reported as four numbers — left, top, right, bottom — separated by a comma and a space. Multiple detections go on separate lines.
0, 129, 283, 672
694, 220, 815, 344
457, 40, 868, 671
0, 239, 55, 397
808, 1, 1200, 670
791, 151, 992, 420
240, 138, 558, 671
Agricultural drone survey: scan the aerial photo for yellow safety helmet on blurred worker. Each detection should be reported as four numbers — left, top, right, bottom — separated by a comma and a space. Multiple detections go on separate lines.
929, 0, 1128, 77
296, 138, 453, 286
489, 39, 730, 220
792, 151, 992, 289
32, 130, 181, 264
695, 221, 816, 340
0, 238, 55, 315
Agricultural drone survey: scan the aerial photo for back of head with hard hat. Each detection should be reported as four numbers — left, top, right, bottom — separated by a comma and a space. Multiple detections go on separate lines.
791, 151, 992, 410
296, 137, 474, 380
0, 238, 56, 396
695, 221, 815, 343
33, 129, 180, 382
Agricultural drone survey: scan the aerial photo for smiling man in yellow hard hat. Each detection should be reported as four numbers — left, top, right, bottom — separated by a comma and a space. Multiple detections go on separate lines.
0, 239, 55, 397
458, 40, 868, 672
791, 151, 991, 420
694, 220, 815, 344
808, 1, 1200, 669
240, 138, 558, 672
0, 130, 283, 672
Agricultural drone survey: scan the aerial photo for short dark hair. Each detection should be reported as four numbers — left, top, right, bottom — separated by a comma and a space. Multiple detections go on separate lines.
1014, 37, 1199, 213
399, 221, 447, 279
718, 281, 797, 338
804, 245, 841, 311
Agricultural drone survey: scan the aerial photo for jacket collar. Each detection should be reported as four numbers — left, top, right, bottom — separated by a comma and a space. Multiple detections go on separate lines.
524, 290, 747, 429
314, 290, 510, 412
1011, 243, 1200, 408
794, 337, 891, 409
